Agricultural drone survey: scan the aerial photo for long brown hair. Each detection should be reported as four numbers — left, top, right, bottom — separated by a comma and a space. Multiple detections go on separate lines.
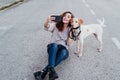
56, 11, 74, 31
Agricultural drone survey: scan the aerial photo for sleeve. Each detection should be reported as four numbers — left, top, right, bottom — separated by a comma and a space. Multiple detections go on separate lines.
44, 22, 55, 32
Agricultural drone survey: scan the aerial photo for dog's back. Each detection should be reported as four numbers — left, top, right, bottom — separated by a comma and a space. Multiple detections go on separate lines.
81, 24, 102, 33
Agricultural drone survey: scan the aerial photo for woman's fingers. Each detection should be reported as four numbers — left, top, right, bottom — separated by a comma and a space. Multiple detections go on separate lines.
51, 17, 55, 21
47, 15, 56, 22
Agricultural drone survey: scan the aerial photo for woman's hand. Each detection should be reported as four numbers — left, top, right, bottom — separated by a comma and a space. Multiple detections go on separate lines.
44, 16, 51, 28
44, 15, 57, 29
66, 38, 73, 46
66, 31, 73, 46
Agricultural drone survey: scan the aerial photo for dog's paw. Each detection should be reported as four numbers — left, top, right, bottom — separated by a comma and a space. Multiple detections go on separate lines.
74, 51, 78, 54
97, 48, 102, 52
78, 53, 82, 57
74, 51, 83, 57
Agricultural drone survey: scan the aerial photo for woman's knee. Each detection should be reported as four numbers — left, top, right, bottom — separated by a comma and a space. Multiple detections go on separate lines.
47, 43, 58, 52
61, 49, 69, 60
48, 43, 58, 49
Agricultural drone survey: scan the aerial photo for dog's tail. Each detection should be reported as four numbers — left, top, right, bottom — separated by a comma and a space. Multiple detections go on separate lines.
97, 18, 106, 27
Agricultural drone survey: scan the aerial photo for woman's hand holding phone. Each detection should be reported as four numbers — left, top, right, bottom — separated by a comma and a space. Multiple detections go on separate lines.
51, 15, 62, 22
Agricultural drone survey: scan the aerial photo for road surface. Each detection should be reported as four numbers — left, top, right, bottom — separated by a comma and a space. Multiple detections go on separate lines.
0, 0, 120, 80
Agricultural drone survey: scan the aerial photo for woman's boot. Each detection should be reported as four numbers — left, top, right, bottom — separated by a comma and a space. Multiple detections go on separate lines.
49, 67, 58, 80
34, 70, 47, 80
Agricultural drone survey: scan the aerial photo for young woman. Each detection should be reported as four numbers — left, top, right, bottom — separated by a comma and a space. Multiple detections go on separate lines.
34, 11, 74, 80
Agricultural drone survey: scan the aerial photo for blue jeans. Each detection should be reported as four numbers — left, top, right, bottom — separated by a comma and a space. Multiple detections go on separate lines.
43, 43, 69, 72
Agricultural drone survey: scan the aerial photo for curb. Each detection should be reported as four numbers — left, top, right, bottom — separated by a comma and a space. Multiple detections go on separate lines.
0, 0, 24, 11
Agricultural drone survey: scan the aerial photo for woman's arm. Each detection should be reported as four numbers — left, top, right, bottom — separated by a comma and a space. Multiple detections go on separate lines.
44, 16, 56, 32
44, 16, 51, 29
67, 38, 73, 46
67, 31, 73, 46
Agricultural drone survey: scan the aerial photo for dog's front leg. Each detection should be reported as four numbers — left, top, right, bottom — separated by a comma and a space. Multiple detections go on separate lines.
74, 40, 80, 55
78, 39, 83, 57
97, 35, 103, 52
77, 40, 80, 53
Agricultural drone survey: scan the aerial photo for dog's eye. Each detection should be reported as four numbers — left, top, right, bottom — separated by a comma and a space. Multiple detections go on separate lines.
75, 21, 78, 23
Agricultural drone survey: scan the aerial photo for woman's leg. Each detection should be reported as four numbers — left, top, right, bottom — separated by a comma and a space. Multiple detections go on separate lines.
34, 43, 59, 80
47, 43, 60, 80
47, 43, 59, 68
36, 44, 68, 80
55, 45, 69, 66
49, 45, 69, 80
43, 45, 69, 71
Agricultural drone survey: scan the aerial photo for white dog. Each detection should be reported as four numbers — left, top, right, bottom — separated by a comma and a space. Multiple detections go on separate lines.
69, 18, 105, 57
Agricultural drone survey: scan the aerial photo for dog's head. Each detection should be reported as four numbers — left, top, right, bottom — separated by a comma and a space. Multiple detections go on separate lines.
70, 18, 84, 36
71, 18, 83, 28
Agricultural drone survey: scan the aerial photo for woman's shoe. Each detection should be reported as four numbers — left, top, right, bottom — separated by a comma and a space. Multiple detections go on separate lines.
34, 70, 47, 80
49, 68, 58, 80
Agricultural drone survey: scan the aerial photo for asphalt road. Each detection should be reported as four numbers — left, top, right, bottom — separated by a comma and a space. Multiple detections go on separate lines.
0, 0, 120, 80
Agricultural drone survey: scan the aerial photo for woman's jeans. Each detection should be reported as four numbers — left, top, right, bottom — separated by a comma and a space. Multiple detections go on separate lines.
43, 43, 69, 72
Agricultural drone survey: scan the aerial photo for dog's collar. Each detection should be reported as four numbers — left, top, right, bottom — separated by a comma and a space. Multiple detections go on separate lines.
71, 26, 80, 30
69, 26, 81, 41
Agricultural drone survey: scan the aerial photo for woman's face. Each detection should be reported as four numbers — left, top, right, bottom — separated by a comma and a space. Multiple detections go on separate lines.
62, 13, 72, 24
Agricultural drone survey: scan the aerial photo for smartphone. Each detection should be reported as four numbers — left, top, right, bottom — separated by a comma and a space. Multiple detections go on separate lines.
51, 15, 62, 22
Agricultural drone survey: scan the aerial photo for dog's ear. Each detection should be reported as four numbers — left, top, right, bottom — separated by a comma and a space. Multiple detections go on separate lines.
78, 19, 84, 26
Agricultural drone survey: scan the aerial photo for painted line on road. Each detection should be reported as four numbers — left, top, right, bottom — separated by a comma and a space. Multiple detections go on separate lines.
0, 25, 13, 30
97, 18, 101, 23
112, 37, 120, 49
82, 0, 96, 16
85, 3, 90, 8
89, 9, 96, 16
83, 0, 90, 8
82, 0, 106, 28
82, 0, 86, 4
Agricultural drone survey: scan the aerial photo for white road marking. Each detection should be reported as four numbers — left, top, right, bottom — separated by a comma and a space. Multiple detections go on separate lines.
97, 18, 101, 23
83, 0, 96, 16
89, 9, 96, 15
85, 4, 90, 8
0, 25, 13, 30
82, 0, 86, 4
112, 37, 120, 49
